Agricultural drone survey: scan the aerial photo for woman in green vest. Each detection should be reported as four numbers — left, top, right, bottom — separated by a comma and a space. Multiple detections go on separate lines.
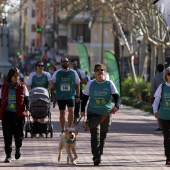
80, 63, 121, 166
0, 67, 30, 163
153, 67, 170, 166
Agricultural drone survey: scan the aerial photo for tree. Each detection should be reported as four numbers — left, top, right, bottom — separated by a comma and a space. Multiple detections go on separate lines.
2, 0, 169, 82
56, 0, 170, 82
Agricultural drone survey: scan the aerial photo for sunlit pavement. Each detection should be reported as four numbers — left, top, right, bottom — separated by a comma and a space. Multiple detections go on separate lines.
0, 105, 169, 170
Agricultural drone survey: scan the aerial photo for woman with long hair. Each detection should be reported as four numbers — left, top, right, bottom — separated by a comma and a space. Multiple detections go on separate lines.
0, 67, 29, 163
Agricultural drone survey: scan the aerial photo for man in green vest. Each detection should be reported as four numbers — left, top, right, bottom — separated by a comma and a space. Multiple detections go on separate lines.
52, 57, 80, 133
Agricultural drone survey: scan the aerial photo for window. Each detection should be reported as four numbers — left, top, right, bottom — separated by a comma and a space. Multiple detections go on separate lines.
31, 24, 35, 32
31, 39, 35, 47
71, 24, 90, 43
36, 9, 40, 16
58, 36, 67, 49
32, 9, 35, 17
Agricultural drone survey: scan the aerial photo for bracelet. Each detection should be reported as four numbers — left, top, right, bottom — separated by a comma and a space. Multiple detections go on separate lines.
76, 96, 80, 98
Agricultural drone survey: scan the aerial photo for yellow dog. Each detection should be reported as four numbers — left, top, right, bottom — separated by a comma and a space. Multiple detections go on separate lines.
58, 128, 78, 165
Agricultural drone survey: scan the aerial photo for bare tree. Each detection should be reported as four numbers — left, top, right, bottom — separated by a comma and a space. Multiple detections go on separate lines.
56, 0, 170, 82
2, 0, 169, 82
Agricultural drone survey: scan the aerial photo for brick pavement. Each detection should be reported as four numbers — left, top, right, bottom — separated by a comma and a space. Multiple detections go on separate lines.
0, 105, 169, 170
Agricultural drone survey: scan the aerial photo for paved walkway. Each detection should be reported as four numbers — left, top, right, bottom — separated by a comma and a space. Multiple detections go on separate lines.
0, 105, 169, 170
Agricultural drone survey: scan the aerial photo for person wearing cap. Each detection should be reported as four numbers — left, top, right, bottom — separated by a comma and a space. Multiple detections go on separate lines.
153, 67, 170, 166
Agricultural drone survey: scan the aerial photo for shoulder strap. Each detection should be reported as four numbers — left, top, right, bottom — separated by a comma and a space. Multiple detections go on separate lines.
158, 83, 165, 110
161, 83, 165, 97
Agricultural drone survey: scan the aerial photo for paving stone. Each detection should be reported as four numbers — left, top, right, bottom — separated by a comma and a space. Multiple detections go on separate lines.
0, 105, 169, 169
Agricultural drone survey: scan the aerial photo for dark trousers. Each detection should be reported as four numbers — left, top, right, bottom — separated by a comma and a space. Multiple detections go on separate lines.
2, 110, 25, 155
89, 114, 112, 160
160, 119, 170, 158
74, 90, 83, 118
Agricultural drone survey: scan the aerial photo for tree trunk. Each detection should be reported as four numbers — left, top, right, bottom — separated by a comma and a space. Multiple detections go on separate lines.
157, 44, 165, 65
150, 44, 157, 80
129, 55, 137, 83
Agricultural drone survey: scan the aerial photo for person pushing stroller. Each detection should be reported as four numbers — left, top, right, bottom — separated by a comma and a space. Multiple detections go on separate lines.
27, 61, 53, 137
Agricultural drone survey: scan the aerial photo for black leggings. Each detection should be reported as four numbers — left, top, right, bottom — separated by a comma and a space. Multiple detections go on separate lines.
159, 119, 170, 158
2, 110, 25, 155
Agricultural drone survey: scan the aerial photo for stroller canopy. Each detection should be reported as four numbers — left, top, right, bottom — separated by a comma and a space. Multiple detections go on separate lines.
30, 87, 50, 104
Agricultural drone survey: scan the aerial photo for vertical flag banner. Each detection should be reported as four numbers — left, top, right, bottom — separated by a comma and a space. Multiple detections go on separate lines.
77, 43, 90, 76
105, 51, 121, 95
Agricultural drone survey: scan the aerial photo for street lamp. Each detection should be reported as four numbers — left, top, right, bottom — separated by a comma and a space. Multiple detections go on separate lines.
135, 29, 144, 75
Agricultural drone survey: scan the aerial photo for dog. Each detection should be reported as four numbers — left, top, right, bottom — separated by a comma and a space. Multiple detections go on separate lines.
58, 128, 78, 165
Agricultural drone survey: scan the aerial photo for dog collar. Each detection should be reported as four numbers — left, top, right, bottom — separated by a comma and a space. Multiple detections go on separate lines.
65, 136, 76, 144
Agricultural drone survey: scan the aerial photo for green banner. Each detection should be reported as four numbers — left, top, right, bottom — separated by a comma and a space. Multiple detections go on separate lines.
77, 43, 90, 76
105, 51, 121, 95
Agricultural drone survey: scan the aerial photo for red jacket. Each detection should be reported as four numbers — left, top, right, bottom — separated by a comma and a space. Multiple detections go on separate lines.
0, 82, 26, 120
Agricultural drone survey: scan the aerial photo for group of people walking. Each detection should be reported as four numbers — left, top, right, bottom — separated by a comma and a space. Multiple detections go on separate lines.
0, 57, 120, 166
1, 59, 170, 166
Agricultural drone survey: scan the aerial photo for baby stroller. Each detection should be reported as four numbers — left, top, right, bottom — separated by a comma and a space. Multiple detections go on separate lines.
25, 87, 53, 138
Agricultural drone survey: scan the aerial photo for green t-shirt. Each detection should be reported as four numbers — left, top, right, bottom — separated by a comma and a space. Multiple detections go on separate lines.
5, 89, 16, 112
54, 70, 77, 100
87, 80, 112, 115
31, 74, 48, 89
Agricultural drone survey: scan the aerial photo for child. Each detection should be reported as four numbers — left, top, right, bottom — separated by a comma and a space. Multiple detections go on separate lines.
0, 67, 30, 163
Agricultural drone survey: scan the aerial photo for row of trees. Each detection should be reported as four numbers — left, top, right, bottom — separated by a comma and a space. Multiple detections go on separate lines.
57, 0, 170, 82
1, 0, 170, 83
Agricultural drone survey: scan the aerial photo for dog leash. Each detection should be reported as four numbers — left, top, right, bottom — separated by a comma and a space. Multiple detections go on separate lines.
76, 116, 83, 126
89, 111, 113, 130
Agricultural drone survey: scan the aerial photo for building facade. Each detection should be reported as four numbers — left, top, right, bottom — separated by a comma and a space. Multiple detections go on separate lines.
20, 0, 116, 73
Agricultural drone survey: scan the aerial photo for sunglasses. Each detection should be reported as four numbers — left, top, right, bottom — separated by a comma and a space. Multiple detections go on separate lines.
37, 65, 44, 67
95, 68, 104, 72
62, 61, 69, 63
167, 73, 170, 76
